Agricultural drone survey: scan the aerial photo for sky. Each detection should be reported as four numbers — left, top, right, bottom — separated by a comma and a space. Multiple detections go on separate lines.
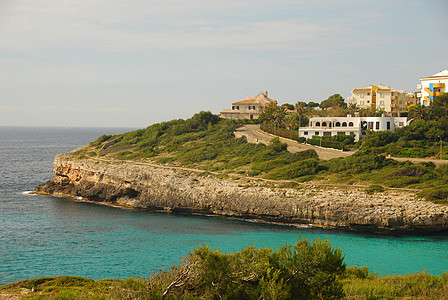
0, 0, 447, 128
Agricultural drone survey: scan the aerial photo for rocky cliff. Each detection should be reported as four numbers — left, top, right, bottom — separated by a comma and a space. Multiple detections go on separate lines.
35, 155, 448, 233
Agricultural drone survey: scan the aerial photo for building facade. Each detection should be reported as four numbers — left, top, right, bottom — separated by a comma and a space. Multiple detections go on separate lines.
220, 91, 277, 120
417, 70, 448, 106
298, 115, 408, 142
348, 85, 416, 114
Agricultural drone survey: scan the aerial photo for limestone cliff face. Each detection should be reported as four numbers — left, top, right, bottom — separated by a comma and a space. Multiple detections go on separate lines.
35, 155, 448, 233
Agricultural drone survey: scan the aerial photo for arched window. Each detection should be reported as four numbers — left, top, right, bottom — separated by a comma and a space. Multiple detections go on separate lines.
335, 122, 341, 127
348, 122, 354, 127
342, 122, 347, 127
322, 122, 327, 126
361, 121, 367, 130
315, 122, 320, 127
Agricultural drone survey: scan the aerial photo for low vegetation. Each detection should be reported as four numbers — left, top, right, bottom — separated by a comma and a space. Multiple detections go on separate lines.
72, 109, 448, 203
2, 237, 447, 299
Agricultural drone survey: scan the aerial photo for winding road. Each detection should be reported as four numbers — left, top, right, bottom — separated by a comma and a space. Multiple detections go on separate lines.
235, 124, 448, 165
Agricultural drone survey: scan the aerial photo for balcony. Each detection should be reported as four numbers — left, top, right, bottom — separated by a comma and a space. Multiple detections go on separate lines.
433, 83, 445, 88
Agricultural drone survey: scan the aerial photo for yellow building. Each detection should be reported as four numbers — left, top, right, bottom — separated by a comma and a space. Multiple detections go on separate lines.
417, 70, 448, 106
348, 85, 416, 114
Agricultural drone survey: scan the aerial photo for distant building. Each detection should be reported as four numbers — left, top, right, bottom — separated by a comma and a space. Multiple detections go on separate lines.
220, 91, 277, 120
417, 70, 448, 106
298, 115, 409, 142
348, 85, 416, 114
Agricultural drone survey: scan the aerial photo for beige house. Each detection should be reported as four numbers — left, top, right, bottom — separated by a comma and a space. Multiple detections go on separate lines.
348, 85, 416, 114
220, 91, 277, 120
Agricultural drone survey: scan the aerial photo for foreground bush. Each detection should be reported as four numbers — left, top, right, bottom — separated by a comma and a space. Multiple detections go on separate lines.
139, 236, 346, 299
3, 246, 448, 299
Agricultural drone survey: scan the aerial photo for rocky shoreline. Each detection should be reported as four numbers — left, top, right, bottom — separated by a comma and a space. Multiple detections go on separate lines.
35, 154, 448, 234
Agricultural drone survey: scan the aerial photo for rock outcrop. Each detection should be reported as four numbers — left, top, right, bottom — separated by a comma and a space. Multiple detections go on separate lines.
35, 155, 448, 233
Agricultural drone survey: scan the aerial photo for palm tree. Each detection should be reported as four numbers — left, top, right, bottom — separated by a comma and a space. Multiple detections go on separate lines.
284, 113, 299, 130
295, 101, 306, 128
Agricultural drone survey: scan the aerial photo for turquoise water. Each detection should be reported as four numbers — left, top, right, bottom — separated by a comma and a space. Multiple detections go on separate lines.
1, 127, 448, 285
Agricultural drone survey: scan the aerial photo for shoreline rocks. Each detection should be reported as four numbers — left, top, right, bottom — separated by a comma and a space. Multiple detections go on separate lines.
35, 155, 448, 234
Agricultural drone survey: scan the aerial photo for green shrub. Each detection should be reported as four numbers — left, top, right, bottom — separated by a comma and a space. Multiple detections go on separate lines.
152, 236, 346, 299
266, 158, 319, 180
396, 147, 431, 158
294, 149, 318, 160
179, 146, 217, 164
324, 153, 391, 174
365, 185, 385, 194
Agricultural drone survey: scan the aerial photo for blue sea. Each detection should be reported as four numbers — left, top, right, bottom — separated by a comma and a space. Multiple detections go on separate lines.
1, 126, 448, 285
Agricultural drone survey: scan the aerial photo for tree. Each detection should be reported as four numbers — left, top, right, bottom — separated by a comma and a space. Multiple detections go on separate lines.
320, 94, 347, 109
295, 101, 307, 129
408, 103, 434, 121
284, 112, 300, 130
307, 101, 320, 108
282, 103, 295, 111
433, 93, 448, 118
259, 105, 286, 125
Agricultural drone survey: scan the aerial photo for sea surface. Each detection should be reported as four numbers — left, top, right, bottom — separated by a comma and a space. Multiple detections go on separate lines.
1, 126, 448, 285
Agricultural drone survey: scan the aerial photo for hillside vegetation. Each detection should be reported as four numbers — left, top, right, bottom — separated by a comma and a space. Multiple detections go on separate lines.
2, 237, 447, 299
71, 111, 448, 204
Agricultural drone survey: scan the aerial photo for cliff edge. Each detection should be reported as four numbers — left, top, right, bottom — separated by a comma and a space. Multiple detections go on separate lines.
35, 155, 448, 233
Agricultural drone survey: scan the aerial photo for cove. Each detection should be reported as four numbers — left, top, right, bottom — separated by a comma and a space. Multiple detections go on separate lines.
1, 192, 447, 285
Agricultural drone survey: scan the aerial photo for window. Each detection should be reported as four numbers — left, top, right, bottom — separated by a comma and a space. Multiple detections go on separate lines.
380, 93, 384, 98
304, 131, 308, 135
315, 122, 320, 126
368, 122, 373, 129
348, 122, 354, 127
322, 122, 327, 126
323, 132, 331, 136
250, 115, 253, 119
350, 132, 354, 135
387, 121, 390, 130
399, 122, 404, 126
260, 106, 264, 110
380, 100, 384, 105
367, 92, 370, 96
342, 122, 347, 127
337, 132, 345, 135
335, 122, 341, 127
315, 132, 319, 135
376, 122, 379, 130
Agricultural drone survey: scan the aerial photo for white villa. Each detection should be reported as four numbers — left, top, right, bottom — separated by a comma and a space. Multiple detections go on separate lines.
348, 85, 416, 113
298, 115, 409, 142
417, 70, 448, 106
220, 91, 277, 120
